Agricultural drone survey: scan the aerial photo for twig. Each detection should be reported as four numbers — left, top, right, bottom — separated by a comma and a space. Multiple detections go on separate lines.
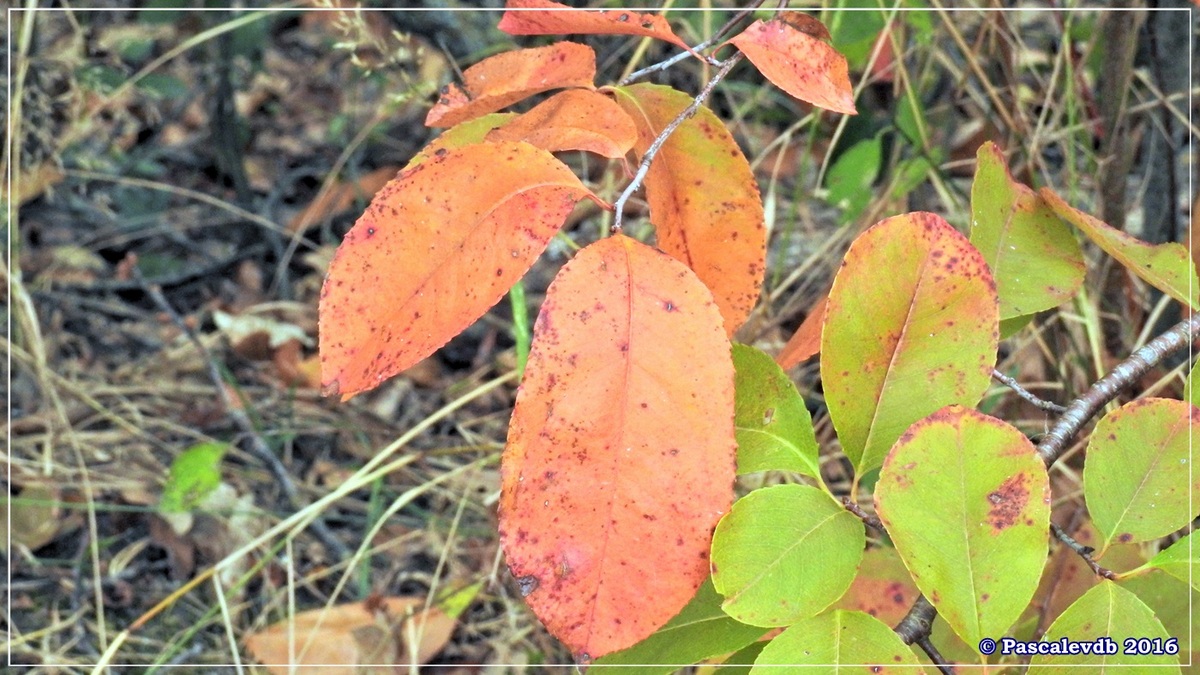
135, 269, 352, 563
841, 496, 884, 532
618, 0, 764, 85
1050, 522, 1117, 580
884, 312, 1200, 659
916, 637, 955, 675
1036, 312, 1200, 467
991, 369, 1067, 414
612, 53, 743, 233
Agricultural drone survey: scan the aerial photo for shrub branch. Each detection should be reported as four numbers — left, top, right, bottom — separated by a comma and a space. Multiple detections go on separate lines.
883, 311, 1200, 665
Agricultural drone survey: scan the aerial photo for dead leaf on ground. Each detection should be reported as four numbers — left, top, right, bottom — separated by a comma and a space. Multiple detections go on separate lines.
244, 596, 456, 672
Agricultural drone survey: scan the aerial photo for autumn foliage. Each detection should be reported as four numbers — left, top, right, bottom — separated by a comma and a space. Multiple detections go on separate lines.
319, 2, 1199, 670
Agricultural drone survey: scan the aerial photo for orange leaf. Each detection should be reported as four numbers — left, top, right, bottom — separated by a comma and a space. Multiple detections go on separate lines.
776, 295, 827, 368
486, 89, 637, 159
244, 596, 455, 672
500, 234, 736, 660
319, 142, 593, 399
425, 42, 596, 128
288, 166, 401, 233
498, 0, 690, 51
728, 16, 857, 115
611, 84, 766, 337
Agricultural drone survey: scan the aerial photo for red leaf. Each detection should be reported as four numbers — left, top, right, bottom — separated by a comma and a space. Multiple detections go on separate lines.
500, 234, 736, 660
776, 295, 827, 368
498, 0, 690, 51
728, 16, 857, 115
486, 89, 638, 158
319, 142, 594, 399
424, 43, 596, 128
611, 84, 767, 337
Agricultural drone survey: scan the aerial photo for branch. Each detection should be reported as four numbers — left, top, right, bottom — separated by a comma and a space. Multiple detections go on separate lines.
991, 368, 1067, 414
1036, 312, 1200, 466
612, 53, 743, 233
618, 0, 763, 85
1050, 522, 1117, 580
884, 312, 1200, 659
841, 496, 884, 532
136, 268, 352, 563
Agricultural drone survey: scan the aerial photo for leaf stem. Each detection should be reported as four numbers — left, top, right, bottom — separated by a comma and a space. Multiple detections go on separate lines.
611, 53, 744, 233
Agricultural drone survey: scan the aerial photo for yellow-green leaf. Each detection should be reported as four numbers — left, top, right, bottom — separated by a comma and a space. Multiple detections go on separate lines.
711, 484, 864, 627
751, 610, 925, 673
822, 212, 999, 475
732, 343, 820, 477
1041, 187, 1200, 308
970, 142, 1085, 318
1028, 581, 1181, 673
1084, 398, 1200, 552
875, 405, 1050, 651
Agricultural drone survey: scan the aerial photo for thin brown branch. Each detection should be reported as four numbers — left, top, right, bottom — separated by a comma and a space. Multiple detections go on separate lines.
612, 53, 743, 233
1036, 312, 1200, 466
991, 368, 1067, 414
1050, 523, 1117, 580
618, 0, 764, 85
841, 496, 884, 532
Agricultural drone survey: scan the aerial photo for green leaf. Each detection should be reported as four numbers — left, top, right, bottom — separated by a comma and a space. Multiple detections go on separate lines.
969, 142, 1085, 319
1084, 398, 1199, 551
1119, 569, 1198, 656
1041, 187, 1200, 309
159, 442, 228, 513
713, 641, 766, 675
827, 1, 886, 69
732, 344, 820, 477
711, 484, 864, 627
404, 113, 518, 169
999, 313, 1035, 339
1145, 532, 1197, 591
826, 135, 882, 225
591, 578, 768, 674
751, 610, 925, 672
895, 91, 926, 146
1028, 581, 1181, 673
874, 405, 1050, 650
822, 212, 999, 475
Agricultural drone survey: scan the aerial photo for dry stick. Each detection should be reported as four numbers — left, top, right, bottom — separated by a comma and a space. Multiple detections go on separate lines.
885, 312, 1200, 665
841, 496, 884, 532
135, 272, 352, 563
618, 0, 764, 85
991, 368, 1067, 414
611, 53, 743, 233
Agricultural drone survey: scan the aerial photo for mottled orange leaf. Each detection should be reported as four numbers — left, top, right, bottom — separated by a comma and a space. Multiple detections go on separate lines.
499, 0, 690, 51
288, 166, 400, 233
728, 16, 857, 115
319, 142, 594, 399
611, 83, 766, 337
425, 42, 596, 128
500, 234, 736, 660
1040, 187, 1200, 309
486, 89, 637, 158
244, 596, 455, 672
821, 213, 999, 475
405, 113, 517, 169
776, 295, 827, 368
